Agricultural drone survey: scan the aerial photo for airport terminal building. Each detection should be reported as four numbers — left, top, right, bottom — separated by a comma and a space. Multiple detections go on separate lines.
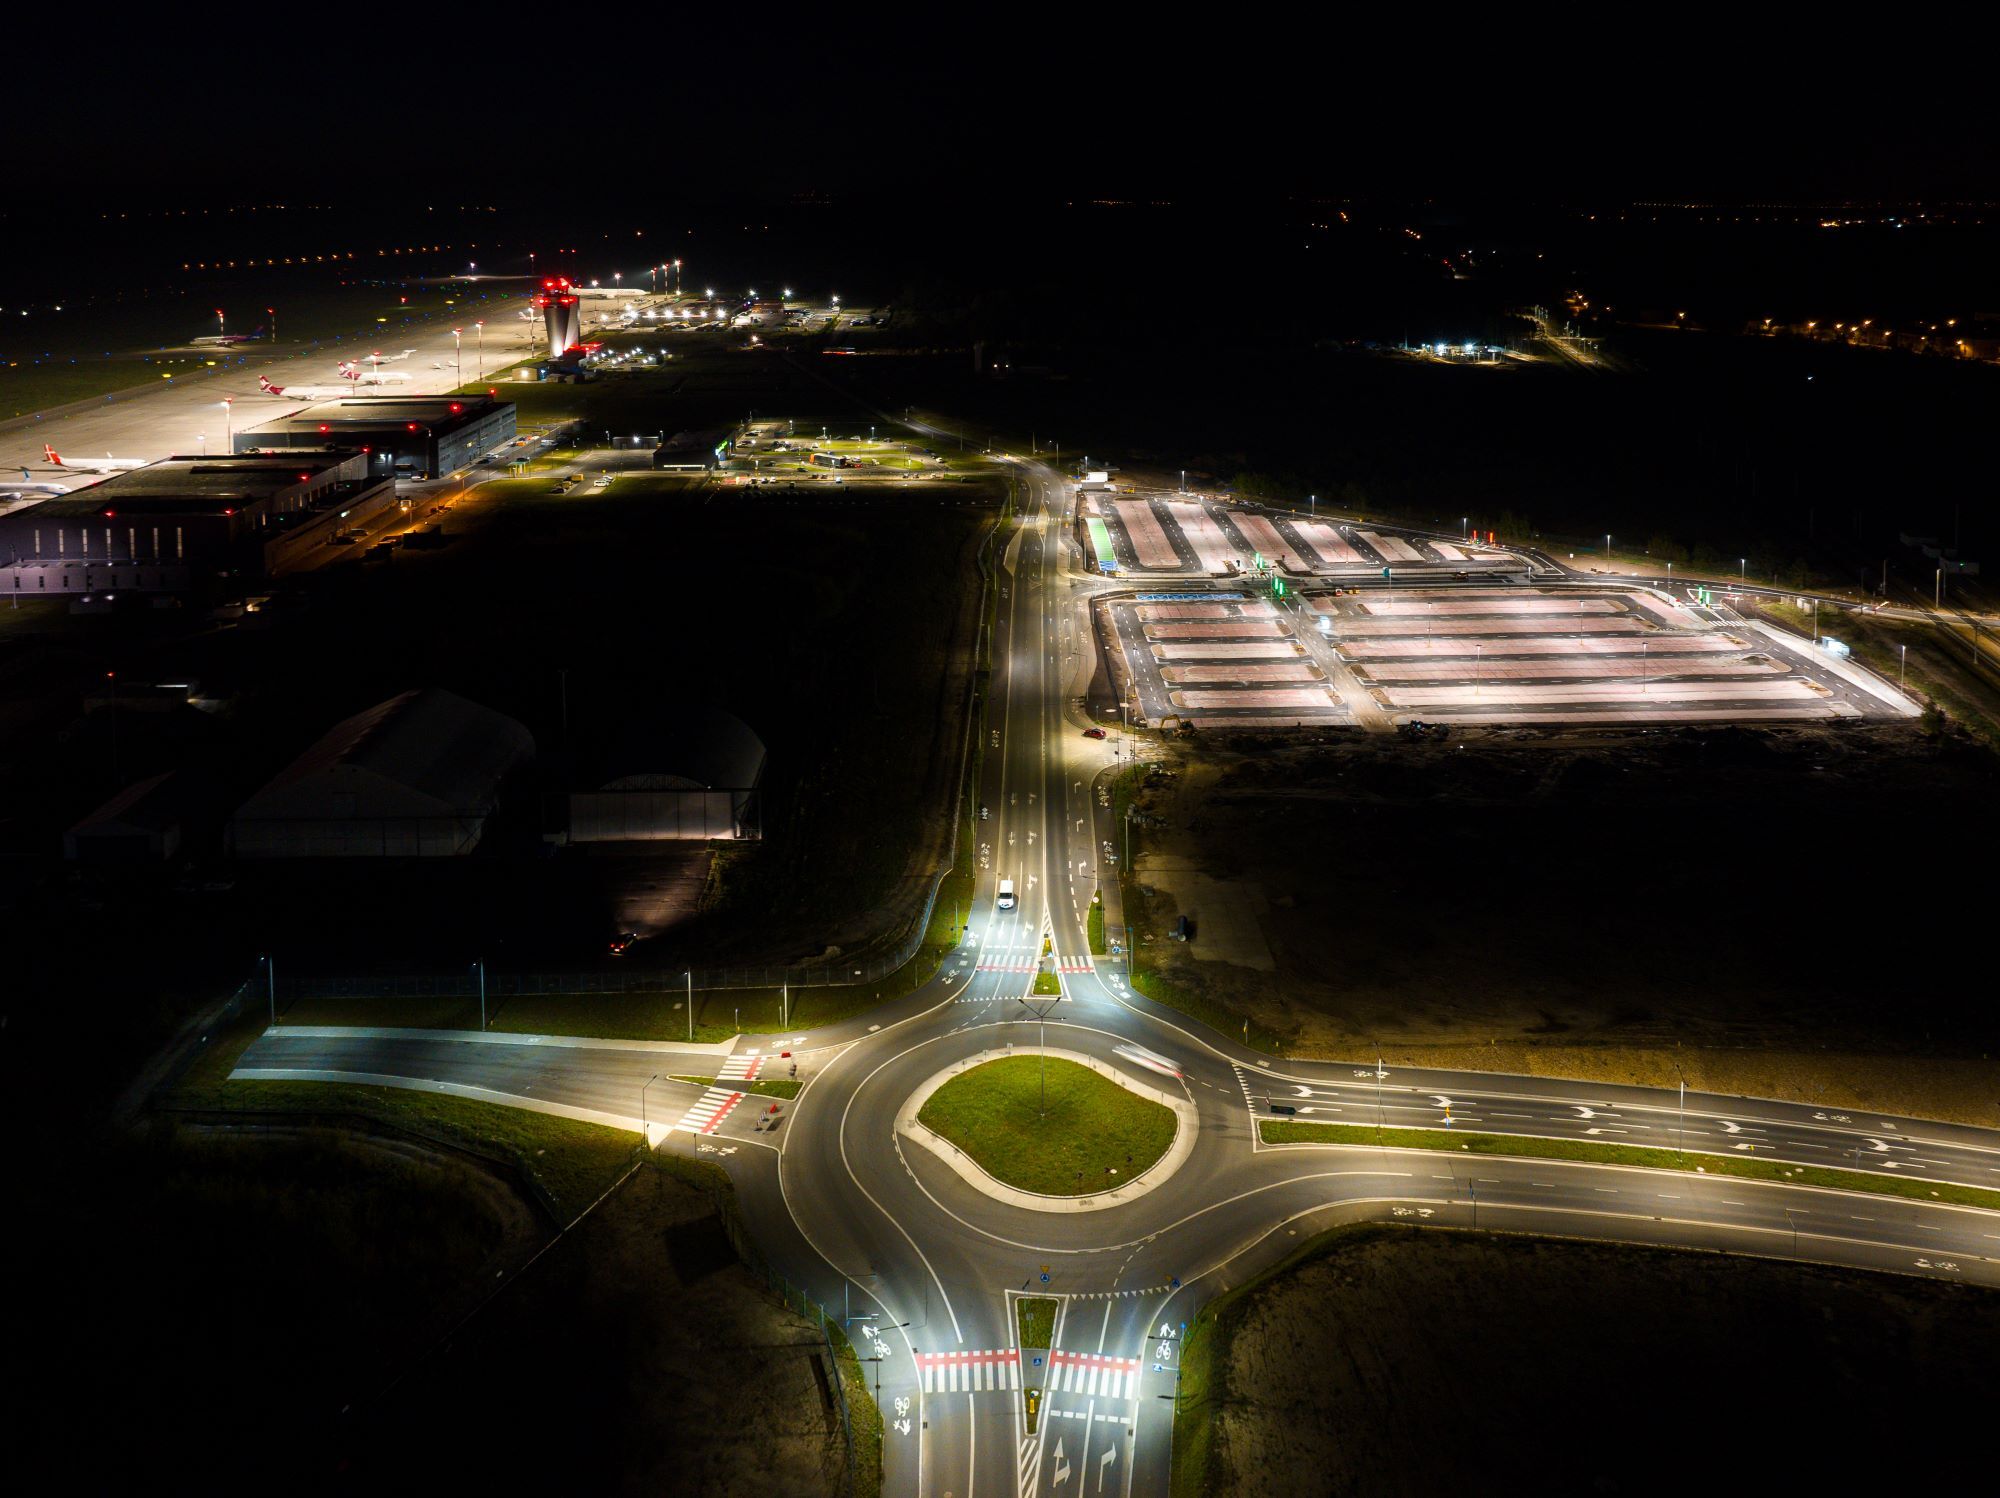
0, 451, 394, 594
236, 394, 516, 480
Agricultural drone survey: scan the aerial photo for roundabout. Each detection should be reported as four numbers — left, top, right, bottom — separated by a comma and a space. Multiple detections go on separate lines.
904, 1048, 1195, 1210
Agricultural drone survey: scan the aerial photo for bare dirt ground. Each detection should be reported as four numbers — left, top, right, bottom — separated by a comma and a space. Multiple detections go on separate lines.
1125, 722, 2000, 1123
1198, 1227, 2000, 1497
357, 1165, 852, 1496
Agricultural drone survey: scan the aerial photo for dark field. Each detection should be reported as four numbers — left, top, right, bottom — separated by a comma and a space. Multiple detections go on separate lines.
16, 1130, 528, 1491
1180, 1226, 2000, 1497
1125, 722, 2000, 1119
351, 1163, 870, 1497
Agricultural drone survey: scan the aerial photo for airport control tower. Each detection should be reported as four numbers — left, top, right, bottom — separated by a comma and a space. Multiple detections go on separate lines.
534, 277, 581, 358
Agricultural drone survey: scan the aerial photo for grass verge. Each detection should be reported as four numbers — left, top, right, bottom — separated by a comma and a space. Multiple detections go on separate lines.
1087, 899, 1106, 955
1258, 1120, 2000, 1213
670, 1074, 801, 1100
1032, 971, 1061, 996
1016, 1295, 1058, 1349
173, 1077, 639, 1221
917, 1056, 1175, 1196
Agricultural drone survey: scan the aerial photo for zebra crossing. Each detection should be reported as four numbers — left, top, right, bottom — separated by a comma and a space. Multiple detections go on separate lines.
915, 1349, 1021, 1393
672, 1087, 746, 1135
718, 1051, 764, 1081
1045, 1351, 1141, 1399
974, 955, 1093, 974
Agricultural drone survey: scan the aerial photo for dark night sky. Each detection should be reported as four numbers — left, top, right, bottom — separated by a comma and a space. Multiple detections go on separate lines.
18, 19, 1998, 206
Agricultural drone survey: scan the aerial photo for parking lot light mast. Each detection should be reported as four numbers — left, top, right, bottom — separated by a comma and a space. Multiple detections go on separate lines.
474, 320, 484, 383
473, 959, 486, 1030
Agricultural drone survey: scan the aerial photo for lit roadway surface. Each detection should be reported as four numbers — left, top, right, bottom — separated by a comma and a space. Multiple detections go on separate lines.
234, 453, 2000, 1497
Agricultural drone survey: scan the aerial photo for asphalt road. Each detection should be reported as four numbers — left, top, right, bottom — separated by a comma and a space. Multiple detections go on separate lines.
233, 451, 2000, 1498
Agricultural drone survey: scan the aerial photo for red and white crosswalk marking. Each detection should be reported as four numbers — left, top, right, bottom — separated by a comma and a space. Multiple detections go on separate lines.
673, 1087, 745, 1135
719, 1051, 764, 1081
973, 956, 1093, 975
1046, 1351, 1140, 1398
915, 1349, 1021, 1393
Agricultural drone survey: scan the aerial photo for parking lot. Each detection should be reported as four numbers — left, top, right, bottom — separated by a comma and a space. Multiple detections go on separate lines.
1083, 488, 1514, 580
1098, 583, 1920, 731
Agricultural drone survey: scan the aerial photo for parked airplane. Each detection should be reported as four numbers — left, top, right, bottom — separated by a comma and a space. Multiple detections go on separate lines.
354, 348, 417, 366
3, 468, 69, 499
43, 446, 146, 472
340, 363, 413, 385
191, 327, 264, 348
257, 376, 352, 400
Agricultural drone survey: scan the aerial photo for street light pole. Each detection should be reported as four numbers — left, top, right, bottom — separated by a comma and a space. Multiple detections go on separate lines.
223, 399, 233, 452
475, 959, 486, 1030
642, 1072, 660, 1143
686, 971, 694, 1042
264, 953, 276, 1027
475, 320, 484, 383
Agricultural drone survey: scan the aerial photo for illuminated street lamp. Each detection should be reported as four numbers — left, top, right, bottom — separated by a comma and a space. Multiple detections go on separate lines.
222, 398, 233, 450
474, 320, 484, 383
452, 326, 462, 384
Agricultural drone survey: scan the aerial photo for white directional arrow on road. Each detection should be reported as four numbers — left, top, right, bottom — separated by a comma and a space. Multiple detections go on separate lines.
1295, 1086, 1313, 1098
1098, 1446, 1116, 1490
1053, 1437, 1071, 1486
1865, 1137, 1893, 1153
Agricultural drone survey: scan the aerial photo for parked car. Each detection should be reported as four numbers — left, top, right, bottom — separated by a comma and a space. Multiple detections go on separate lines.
1083, 727, 1107, 739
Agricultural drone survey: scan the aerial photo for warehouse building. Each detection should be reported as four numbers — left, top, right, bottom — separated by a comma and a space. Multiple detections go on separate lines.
569, 706, 765, 842
229, 688, 535, 858
0, 451, 392, 593
235, 394, 516, 480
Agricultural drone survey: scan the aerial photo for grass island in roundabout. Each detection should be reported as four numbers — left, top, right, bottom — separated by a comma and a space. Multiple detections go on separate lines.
915, 1055, 1176, 1197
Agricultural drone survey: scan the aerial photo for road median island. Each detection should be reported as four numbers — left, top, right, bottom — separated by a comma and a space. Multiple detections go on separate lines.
670, 1073, 801, 1100
1259, 1120, 2000, 1213
914, 1055, 1177, 1198
1015, 1294, 1059, 1350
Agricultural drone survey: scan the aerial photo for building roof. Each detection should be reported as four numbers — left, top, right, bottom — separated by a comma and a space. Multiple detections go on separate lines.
241, 394, 507, 434
15, 453, 356, 519
68, 771, 184, 838
602, 705, 765, 791
235, 688, 534, 822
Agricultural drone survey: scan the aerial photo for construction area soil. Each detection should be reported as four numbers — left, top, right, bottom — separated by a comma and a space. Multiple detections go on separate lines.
1190, 1227, 2000, 1497
1126, 722, 2000, 1123
352, 1164, 860, 1496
